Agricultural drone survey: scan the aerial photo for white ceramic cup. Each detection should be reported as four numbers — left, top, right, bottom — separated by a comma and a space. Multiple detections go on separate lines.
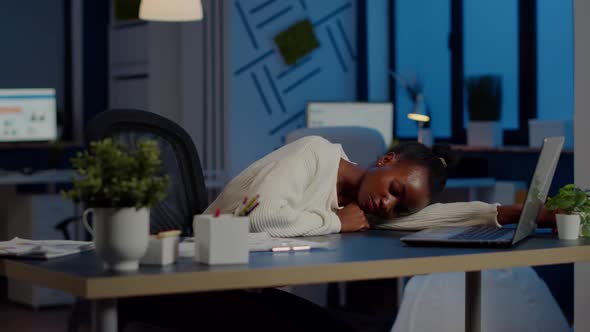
555, 214, 581, 240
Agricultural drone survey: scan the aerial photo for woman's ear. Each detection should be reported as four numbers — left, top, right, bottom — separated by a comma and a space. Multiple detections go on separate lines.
377, 152, 397, 167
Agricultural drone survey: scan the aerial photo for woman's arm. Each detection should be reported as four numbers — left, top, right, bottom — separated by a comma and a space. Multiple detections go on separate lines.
497, 204, 557, 228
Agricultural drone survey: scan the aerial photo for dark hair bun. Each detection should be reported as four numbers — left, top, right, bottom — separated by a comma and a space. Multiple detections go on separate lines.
432, 144, 458, 168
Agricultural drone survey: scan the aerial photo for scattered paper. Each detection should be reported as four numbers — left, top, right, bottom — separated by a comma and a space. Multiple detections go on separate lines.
0, 237, 94, 259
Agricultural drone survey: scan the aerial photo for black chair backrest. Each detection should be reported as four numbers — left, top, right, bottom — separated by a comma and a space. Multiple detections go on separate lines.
86, 109, 208, 235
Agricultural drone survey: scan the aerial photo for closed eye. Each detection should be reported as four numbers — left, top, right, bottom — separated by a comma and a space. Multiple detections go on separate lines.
390, 181, 405, 198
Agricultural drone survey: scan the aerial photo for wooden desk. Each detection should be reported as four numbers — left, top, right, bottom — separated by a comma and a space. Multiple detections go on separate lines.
1, 231, 589, 332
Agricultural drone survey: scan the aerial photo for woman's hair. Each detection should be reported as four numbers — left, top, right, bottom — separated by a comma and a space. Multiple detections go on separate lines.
389, 142, 455, 198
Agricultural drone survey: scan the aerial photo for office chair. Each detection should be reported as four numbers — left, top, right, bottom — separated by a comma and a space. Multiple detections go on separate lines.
286, 126, 387, 167
67, 109, 209, 332
85, 109, 208, 235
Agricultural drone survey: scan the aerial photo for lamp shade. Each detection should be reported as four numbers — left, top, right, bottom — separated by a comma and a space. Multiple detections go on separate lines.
407, 112, 430, 122
407, 94, 430, 122
139, 0, 203, 22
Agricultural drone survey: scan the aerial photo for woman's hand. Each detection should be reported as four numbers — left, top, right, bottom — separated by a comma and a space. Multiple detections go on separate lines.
337, 202, 370, 232
537, 207, 559, 229
497, 204, 557, 229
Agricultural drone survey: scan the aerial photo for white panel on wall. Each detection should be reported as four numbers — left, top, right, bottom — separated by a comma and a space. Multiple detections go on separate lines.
229, 0, 358, 177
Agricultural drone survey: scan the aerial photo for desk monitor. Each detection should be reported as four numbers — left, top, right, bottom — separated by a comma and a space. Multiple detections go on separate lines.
0, 89, 57, 142
306, 102, 394, 146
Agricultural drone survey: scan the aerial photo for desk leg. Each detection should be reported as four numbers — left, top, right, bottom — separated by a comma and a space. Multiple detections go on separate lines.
465, 271, 481, 332
92, 299, 118, 332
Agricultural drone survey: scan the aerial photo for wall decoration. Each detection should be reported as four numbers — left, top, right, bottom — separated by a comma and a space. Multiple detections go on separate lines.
274, 19, 319, 65
229, 0, 357, 176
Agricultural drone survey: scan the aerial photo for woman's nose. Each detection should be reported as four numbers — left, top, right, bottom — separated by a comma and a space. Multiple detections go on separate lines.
380, 195, 398, 214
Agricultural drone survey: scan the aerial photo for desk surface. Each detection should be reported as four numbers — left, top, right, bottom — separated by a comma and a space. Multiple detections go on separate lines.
1, 231, 589, 300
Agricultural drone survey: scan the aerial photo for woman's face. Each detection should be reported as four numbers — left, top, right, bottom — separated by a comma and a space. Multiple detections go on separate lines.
357, 153, 430, 219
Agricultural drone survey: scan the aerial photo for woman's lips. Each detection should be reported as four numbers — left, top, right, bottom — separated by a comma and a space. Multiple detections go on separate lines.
366, 199, 376, 214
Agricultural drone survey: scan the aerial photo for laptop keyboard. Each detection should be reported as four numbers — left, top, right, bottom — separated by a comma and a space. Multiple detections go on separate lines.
449, 227, 513, 241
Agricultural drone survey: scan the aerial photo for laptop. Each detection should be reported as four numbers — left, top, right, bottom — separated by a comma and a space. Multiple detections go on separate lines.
401, 136, 564, 247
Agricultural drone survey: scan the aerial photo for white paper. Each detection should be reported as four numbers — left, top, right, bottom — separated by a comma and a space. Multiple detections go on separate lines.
0, 237, 94, 259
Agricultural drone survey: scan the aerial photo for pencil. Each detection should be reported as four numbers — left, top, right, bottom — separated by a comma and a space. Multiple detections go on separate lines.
238, 195, 259, 216
245, 202, 260, 216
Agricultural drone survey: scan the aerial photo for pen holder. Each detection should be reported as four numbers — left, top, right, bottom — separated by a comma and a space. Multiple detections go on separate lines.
193, 214, 249, 265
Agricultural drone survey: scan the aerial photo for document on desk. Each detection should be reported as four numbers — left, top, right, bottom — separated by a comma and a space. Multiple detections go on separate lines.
178, 232, 330, 257
0, 237, 94, 259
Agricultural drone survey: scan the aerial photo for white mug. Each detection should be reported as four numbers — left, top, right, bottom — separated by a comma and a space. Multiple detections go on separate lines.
81, 207, 150, 271
82, 208, 95, 236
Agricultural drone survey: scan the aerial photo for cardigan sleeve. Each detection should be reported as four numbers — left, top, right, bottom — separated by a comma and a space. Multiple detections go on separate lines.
247, 140, 342, 237
370, 201, 501, 231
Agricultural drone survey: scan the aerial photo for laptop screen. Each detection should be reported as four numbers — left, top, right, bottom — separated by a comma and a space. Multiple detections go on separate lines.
512, 137, 564, 244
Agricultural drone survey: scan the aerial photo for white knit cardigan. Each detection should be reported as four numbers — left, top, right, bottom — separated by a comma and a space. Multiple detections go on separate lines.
204, 136, 500, 237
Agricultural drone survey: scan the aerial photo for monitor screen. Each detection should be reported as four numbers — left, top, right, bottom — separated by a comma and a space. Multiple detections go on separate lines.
0, 89, 57, 142
306, 102, 394, 146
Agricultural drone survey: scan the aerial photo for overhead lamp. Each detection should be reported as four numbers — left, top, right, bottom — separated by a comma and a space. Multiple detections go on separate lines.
139, 0, 204, 22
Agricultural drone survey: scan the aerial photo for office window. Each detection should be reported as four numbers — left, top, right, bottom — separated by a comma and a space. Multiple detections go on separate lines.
389, 0, 572, 144
463, 0, 518, 130
537, 0, 573, 121
395, 0, 451, 139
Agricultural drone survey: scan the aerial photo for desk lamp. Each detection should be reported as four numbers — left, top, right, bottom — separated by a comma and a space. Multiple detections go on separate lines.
139, 0, 204, 22
407, 95, 431, 145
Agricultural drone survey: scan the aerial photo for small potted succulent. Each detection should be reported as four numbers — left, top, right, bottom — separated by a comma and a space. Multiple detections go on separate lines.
465, 75, 502, 147
545, 184, 590, 240
63, 138, 170, 271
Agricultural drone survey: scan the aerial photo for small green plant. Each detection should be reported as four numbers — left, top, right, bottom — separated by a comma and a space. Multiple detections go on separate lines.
465, 75, 502, 121
545, 184, 590, 237
62, 138, 170, 209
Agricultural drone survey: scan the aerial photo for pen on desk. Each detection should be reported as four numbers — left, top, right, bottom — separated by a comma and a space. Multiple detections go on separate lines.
271, 245, 311, 252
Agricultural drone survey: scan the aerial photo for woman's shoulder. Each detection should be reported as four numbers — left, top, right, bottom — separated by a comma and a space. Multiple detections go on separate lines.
288, 135, 337, 152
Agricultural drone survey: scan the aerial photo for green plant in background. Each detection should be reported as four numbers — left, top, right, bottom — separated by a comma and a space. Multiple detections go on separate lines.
274, 19, 319, 65
465, 75, 502, 121
545, 184, 590, 237
62, 138, 170, 209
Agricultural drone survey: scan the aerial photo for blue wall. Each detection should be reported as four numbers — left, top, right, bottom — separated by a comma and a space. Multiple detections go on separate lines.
229, 0, 357, 176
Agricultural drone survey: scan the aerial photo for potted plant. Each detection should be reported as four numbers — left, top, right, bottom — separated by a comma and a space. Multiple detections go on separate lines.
465, 75, 502, 147
545, 184, 590, 240
63, 138, 170, 271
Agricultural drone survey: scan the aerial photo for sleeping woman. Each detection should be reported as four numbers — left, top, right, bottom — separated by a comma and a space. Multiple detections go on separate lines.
205, 135, 553, 234
204, 135, 568, 332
